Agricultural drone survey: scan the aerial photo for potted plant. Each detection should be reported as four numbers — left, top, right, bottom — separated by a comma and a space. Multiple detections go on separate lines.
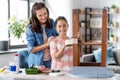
8, 16, 29, 39
111, 4, 119, 13
110, 33, 114, 37
80, 20, 85, 27
111, 5, 116, 9
108, 21, 114, 27
110, 33, 114, 42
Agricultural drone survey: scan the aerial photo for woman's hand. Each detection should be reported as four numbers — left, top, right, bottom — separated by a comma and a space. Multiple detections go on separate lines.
47, 36, 55, 46
35, 65, 49, 72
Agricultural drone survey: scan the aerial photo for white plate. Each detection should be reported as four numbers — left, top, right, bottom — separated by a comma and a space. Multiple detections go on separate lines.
49, 72, 65, 76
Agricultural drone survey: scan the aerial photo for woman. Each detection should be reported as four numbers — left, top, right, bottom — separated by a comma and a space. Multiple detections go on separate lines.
26, 2, 57, 71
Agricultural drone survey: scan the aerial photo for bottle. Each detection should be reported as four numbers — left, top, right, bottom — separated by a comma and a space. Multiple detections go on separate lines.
9, 54, 19, 74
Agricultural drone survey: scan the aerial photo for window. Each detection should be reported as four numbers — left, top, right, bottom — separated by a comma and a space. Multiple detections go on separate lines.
8, 0, 29, 48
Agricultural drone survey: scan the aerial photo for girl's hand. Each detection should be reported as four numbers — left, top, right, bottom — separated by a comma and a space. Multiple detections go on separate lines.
61, 42, 66, 49
77, 31, 82, 42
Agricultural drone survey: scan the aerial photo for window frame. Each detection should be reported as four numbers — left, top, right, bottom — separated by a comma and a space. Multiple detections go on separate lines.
8, 0, 30, 49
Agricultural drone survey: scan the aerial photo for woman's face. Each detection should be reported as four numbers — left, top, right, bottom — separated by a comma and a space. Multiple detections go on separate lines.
56, 20, 68, 35
36, 8, 48, 24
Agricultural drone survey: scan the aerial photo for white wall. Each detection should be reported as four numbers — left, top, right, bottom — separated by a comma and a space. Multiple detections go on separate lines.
73, 0, 120, 47
73, 0, 120, 8
0, 0, 8, 41
46, 0, 73, 37
73, 0, 102, 8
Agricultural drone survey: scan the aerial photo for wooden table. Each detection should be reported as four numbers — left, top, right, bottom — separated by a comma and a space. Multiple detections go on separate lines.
0, 69, 119, 80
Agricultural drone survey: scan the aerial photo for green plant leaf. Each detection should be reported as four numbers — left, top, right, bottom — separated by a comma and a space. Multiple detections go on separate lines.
110, 33, 114, 37
111, 5, 116, 9
8, 16, 29, 39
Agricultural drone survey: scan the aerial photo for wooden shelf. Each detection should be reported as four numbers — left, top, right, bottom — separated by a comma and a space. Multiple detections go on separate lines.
80, 40, 111, 46
81, 10, 85, 14
79, 62, 101, 66
72, 8, 107, 67
85, 26, 114, 29
80, 40, 102, 45
87, 11, 111, 15
87, 11, 102, 14
88, 26, 102, 28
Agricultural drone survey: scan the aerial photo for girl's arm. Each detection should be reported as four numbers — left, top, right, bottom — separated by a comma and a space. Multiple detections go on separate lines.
54, 44, 66, 59
50, 41, 66, 59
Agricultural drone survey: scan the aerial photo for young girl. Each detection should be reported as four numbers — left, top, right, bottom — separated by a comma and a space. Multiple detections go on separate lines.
50, 16, 73, 70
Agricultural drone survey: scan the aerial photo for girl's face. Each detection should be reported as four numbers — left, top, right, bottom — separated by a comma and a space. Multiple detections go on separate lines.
56, 20, 68, 35
36, 8, 48, 24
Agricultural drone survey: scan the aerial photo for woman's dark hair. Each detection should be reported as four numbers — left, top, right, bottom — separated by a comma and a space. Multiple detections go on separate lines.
30, 2, 51, 33
55, 16, 68, 27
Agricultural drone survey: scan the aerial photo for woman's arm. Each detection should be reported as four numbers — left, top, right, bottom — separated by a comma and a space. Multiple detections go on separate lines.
31, 43, 48, 53
31, 36, 55, 53
26, 25, 56, 53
